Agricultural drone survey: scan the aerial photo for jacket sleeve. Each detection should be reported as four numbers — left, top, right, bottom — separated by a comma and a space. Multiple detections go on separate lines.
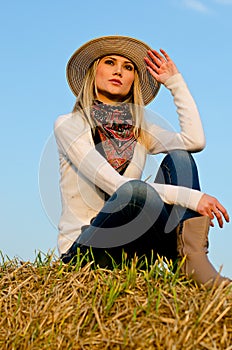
146, 73, 206, 154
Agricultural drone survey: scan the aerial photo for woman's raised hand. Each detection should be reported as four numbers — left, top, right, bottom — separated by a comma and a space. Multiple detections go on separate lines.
197, 193, 230, 228
144, 49, 179, 84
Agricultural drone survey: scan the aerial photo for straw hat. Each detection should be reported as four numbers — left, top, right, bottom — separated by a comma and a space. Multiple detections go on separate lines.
66, 35, 160, 105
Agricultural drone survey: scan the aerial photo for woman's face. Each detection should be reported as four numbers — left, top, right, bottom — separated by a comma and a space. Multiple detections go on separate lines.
95, 55, 135, 103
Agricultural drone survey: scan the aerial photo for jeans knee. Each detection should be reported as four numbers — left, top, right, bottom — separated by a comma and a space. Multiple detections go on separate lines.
156, 150, 200, 189
166, 150, 195, 167
162, 150, 198, 179
117, 180, 161, 205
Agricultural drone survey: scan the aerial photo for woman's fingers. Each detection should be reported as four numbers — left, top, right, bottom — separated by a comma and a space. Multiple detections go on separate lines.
216, 202, 230, 222
144, 56, 159, 72
211, 202, 229, 228
213, 209, 224, 228
159, 48, 171, 61
148, 49, 165, 64
197, 194, 230, 228
144, 48, 179, 84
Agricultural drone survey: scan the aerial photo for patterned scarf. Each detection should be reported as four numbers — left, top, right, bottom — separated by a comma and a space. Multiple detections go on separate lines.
91, 101, 136, 174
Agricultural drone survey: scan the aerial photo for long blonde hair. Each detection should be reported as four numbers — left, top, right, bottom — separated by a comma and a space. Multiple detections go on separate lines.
73, 58, 150, 148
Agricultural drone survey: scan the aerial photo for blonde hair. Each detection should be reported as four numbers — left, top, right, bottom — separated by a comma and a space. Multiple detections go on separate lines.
73, 58, 150, 148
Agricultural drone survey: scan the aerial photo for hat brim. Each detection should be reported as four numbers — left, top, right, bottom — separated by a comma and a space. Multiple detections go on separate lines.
66, 36, 160, 105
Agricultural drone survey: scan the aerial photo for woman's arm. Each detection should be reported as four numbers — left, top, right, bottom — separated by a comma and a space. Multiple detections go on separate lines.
55, 114, 229, 228
54, 114, 201, 204
144, 50, 205, 153
145, 49, 229, 226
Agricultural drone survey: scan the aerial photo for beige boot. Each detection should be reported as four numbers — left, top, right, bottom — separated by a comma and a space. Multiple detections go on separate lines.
177, 216, 229, 287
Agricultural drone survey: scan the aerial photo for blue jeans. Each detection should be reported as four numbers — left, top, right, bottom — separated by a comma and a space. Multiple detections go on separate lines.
61, 150, 201, 267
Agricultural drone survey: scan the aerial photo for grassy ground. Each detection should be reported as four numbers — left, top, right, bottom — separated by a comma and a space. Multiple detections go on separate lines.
0, 252, 232, 350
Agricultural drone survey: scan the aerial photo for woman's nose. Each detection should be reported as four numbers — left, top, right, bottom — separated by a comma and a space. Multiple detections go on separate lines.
113, 64, 123, 76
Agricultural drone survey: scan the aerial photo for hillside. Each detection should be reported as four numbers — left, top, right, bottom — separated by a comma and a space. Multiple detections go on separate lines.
1, 253, 232, 349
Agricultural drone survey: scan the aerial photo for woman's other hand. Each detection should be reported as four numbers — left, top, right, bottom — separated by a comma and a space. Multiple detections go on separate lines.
197, 193, 230, 228
144, 49, 179, 84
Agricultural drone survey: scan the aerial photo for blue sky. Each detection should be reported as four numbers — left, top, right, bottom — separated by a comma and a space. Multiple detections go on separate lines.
1, 0, 232, 277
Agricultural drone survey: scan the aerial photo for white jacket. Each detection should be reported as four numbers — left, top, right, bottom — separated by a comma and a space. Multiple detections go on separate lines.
54, 73, 205, 255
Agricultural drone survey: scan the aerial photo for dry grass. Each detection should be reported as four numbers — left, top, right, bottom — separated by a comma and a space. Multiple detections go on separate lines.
0, 252, 232, 350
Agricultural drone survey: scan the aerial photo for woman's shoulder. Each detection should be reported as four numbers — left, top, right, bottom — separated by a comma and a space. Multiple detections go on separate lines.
54, 112, 72, 128
54, 111, 91, 141
54, 111, 89, 130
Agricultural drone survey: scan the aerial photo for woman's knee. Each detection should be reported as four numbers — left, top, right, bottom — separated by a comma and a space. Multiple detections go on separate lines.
157, 150, 200, 189
116, 180, 161, 205
164, 150, 196, 168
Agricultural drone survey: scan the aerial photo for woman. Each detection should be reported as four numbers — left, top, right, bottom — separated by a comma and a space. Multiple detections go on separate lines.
54, 36, 230, 286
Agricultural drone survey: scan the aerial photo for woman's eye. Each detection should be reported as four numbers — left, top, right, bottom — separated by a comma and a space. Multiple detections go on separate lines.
104, 60, 114, 65
125, 65, 134, 71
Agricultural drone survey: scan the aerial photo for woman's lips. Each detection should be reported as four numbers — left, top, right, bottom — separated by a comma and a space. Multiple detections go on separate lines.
109, 79, 122, 85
